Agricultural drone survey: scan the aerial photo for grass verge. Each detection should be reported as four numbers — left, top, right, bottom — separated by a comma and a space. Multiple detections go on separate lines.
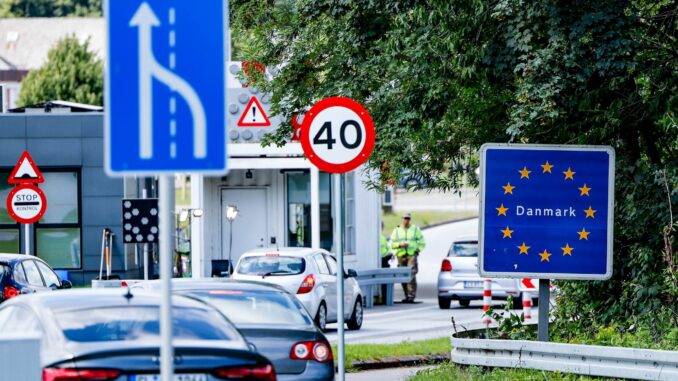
382, 210, 477, 234
407, 363, 606, 381
334, 337, 450, 372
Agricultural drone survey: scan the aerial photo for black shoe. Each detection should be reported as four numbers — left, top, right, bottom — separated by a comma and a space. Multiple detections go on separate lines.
401, 298, 410, 303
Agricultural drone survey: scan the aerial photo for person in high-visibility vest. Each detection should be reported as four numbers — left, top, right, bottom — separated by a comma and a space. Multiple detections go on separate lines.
379, 222, 393, 304
390, 213, 426, 303
380, 222, 392, 268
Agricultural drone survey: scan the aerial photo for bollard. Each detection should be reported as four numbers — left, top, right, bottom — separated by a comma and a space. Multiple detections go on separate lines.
482, 278, 492, 325
522, 291, 532, 320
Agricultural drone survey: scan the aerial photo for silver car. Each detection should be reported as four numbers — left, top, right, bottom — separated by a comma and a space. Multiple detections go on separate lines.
437, 236, 536, 309
232, 247, 364, 332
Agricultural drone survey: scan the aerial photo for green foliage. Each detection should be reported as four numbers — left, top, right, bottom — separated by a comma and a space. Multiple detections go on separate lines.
233, 0, 678, 335
17, 35, 103, 107
0, 0, 101, 17
484, 298, 536, 341
334, 337, 450, 371
408, 363, 605, 381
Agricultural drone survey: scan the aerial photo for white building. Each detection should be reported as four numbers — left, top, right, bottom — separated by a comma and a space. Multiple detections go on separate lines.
189, 62, 382, 277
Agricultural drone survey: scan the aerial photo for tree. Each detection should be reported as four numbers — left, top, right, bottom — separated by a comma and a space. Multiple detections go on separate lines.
233, 0, 678, 333
17, 35, 103, 107
0, 0, 101, 17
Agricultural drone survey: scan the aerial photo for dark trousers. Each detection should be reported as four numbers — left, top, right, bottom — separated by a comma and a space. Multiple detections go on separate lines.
380, 256, 390, 303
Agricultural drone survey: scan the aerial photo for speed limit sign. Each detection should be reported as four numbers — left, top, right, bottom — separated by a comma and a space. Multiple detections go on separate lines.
300, 97, 375, 173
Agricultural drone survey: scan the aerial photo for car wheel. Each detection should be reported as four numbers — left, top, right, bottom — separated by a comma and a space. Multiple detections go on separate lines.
458, 299, 470, 308
315, 302, 327, 331
512, 294, 523, 309
438, 297, 451, 309
347, 298, 363, 330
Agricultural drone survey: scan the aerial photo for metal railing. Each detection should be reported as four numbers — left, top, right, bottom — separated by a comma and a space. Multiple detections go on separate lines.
451, 333, 678, 380
355, 267, 412, 308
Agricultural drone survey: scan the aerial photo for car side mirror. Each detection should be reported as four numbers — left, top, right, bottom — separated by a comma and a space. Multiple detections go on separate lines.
61, 280, 73, 289
345, 269, 357, 278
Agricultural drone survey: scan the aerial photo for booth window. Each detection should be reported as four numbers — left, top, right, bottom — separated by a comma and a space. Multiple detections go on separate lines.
36, 171, 81, 269
287, 173, 311, 247
343, 172, 356, 256
0, 173, 19, 253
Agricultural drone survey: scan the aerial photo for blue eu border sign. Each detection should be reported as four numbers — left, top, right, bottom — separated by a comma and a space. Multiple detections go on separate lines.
478, 144, 615, 280
105, 0, 228, 175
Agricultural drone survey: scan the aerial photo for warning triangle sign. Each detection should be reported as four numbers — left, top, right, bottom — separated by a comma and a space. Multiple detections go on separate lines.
9, 151, 44, 184
237, 97, 271, 127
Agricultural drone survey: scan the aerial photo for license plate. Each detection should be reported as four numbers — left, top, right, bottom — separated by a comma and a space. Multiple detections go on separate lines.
132, 374, 207, 381
464, 281, 483, 288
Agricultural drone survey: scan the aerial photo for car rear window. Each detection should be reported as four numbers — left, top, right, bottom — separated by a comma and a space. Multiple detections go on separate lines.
448, 241, 478, 257
187, 290, 313, 326
55, 306, 241, 343
236, 256, 305, 276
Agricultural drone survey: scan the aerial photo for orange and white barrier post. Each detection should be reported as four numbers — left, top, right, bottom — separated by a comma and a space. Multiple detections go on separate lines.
482, 278, 492, 325
522, 291, 532, 320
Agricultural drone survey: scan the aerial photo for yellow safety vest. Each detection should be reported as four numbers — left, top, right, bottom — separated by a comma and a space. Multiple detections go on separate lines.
380, 234, 390, 257
390, 225, 425, 257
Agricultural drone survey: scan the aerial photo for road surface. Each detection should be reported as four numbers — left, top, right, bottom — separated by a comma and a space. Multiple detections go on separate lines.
326, 218, 538, 344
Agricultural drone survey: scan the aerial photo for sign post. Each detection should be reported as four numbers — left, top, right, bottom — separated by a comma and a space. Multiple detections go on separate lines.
6, 151, 47, 255
479, 144, 615, 341
300, 96, 375, 381
106, 0, 229, 379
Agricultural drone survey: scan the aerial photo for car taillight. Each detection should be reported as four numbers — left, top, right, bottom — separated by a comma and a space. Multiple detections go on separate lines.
290, 341, 333, 362
3, 286, 19, 299
440, 259, 452, 272
296, 274, 315, 294
214, 364, 275, 381
43, 368, 121, 381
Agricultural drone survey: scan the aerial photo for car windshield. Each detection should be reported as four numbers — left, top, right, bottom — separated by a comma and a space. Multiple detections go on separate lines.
55, 306, 241, 342
237, 256, 305, 276
187, 290, 313, 326
448, 241, 478, 257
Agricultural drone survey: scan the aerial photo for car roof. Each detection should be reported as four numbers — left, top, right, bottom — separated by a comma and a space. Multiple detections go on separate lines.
240, 247, 327, 258
453, 236, 478, 244
0, 253, 42, 264
137, 278, 290, 293
12, 288, 211, 311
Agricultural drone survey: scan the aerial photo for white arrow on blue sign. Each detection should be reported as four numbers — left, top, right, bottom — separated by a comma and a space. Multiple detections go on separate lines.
105, 0, 228, 175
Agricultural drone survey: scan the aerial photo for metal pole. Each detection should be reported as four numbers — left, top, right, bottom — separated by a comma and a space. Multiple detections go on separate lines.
158, 176, 174, 380
538, 279, 550, 342
228, 220, 233, 275
24, 224, 30, 255
335, 173, 346, 381
142, 188, 149, 280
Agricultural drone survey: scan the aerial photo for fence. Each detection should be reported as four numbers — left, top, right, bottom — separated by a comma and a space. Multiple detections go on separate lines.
451, 333, 678, 381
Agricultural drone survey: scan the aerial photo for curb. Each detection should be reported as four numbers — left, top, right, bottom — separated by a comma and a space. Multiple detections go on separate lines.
348, 353, 449, 371
420, 215, 478, 231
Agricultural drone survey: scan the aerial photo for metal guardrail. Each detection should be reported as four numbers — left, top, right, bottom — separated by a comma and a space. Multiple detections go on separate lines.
451, 333, 678, 380
355, 268, 412, 308
0, 332, 41, 381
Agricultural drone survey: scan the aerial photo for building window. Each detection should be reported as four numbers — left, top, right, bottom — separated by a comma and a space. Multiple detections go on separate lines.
343, 172, 356, 256
319, 173, 333, 251
36, 171, 81, 269
0, 173, 19, 253
287, 173, 311, 247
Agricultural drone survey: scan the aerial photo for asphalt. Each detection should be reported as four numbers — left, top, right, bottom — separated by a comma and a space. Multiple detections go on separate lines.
325, 218, 539, 345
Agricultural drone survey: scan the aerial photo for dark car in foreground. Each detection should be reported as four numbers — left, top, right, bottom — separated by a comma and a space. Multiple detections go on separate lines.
0, 289, 275, 381
136, 279, 334, 381
0, 253, 72, 302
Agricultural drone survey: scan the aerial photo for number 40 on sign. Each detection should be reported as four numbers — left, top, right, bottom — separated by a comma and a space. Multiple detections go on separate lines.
300, 97, 375, 174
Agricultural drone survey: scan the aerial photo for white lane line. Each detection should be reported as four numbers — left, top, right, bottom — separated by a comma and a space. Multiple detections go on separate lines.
169, 7, 177, 159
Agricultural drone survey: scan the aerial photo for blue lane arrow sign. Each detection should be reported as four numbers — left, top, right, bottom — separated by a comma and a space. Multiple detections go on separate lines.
105, 0, 228, 175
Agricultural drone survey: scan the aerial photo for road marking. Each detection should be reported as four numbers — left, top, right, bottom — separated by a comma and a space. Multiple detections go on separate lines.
168, 8, 177, 158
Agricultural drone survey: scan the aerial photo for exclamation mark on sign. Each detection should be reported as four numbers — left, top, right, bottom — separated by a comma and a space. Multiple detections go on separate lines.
252, 106, 256, 122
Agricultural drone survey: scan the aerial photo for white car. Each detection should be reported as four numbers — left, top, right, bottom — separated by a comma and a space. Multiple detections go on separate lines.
437, 236, 538, 309
232, 247, 364, 331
